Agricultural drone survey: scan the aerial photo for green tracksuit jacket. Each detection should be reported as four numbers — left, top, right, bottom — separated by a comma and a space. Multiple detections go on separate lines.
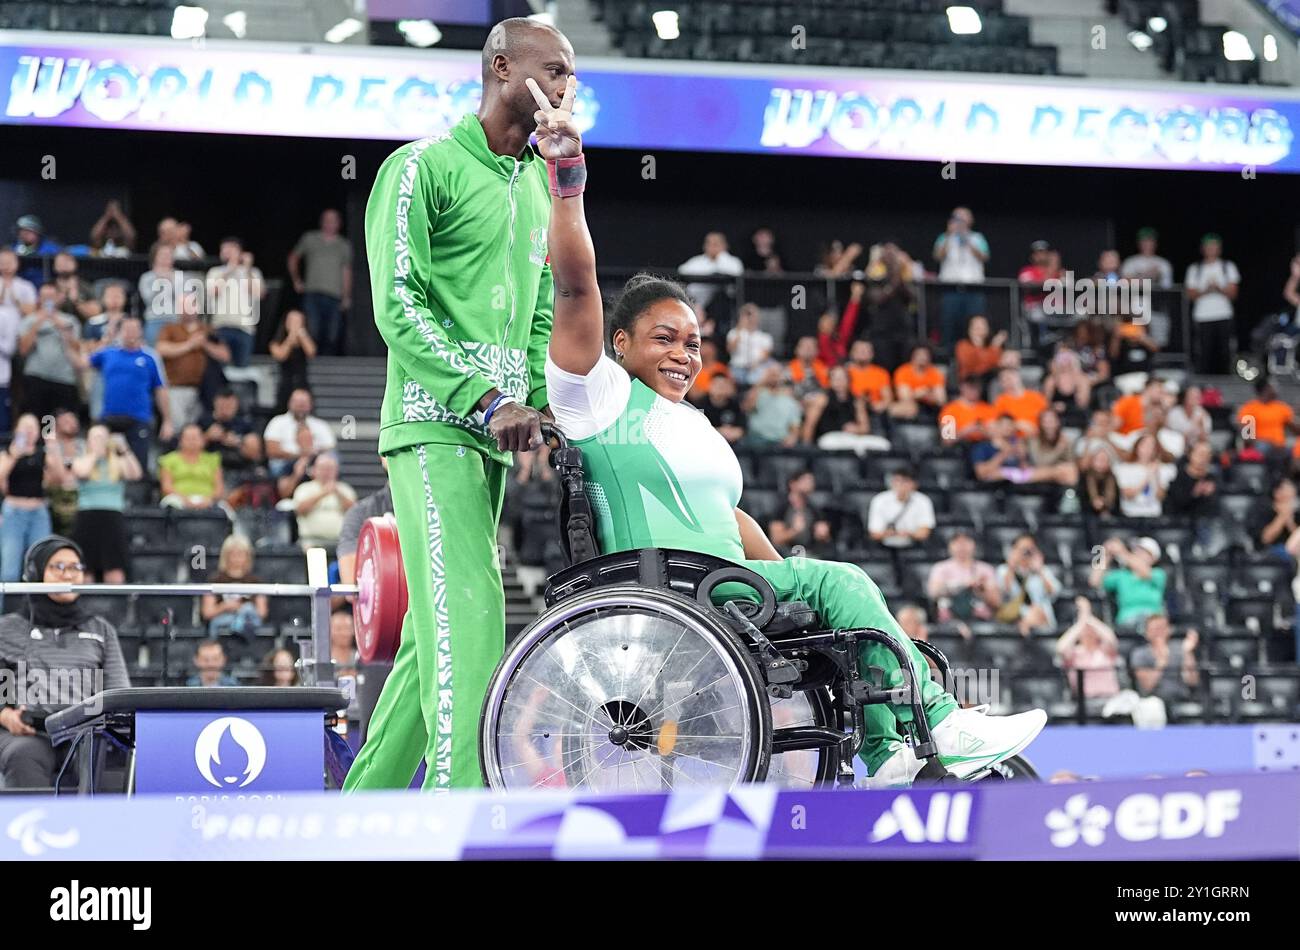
369, 112, 554, 462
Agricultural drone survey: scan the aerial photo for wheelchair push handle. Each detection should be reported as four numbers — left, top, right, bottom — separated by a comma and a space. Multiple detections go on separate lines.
540, 422, 569, 450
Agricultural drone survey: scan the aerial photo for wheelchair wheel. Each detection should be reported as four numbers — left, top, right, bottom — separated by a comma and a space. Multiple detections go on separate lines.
977, 753, 1041, 782
766, 687, 840, 788
480, 586, 773, 791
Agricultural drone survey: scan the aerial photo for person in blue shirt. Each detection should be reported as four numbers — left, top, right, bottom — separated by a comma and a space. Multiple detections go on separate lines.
84, 315, 174, 468
12, 215, 61, 286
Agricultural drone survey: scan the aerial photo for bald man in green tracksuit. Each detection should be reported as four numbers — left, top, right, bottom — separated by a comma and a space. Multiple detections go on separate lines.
344, 19, 577, 792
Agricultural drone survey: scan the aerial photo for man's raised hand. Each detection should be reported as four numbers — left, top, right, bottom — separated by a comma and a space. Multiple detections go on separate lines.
526, 75, 582, 161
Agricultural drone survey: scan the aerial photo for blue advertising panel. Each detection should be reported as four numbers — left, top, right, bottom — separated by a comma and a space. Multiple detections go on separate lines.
134, 710, 323, 796
1, 32, 1298, 173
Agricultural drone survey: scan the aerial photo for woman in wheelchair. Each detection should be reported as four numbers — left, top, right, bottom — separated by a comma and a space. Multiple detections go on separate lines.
498, 78, 1046, 788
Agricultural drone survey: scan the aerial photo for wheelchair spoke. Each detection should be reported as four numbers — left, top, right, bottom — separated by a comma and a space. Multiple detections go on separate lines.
767, 767, 817, 788
657, 755, 706, 788
628, 750, 642, 794
633, 671, 737, 728
495, 732, 605, 775
519, 740, 598, 789
515, 671, 609, 734
665, 747, 741, 773
627, 625, 690, 717
496, 695, 608, 740
670, 702, 743, 729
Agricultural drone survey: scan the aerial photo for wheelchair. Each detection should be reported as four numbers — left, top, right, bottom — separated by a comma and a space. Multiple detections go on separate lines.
478, 428, 1039, 791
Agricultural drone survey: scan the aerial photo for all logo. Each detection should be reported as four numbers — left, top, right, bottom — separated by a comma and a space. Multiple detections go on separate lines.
194, 716, 268, 788
871, 792, 974, 843
1046, 789, 1243, 848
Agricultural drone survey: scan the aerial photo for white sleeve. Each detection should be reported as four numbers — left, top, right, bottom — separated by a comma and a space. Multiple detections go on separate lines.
544, 353, 632, 441
917, 494, 936, 528
263, 414, 289, 444
866, 494, 887, 534
312, 419, 337, 451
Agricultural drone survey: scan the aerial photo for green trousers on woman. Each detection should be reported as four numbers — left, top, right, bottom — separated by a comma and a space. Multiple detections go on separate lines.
737, 557, 957, 775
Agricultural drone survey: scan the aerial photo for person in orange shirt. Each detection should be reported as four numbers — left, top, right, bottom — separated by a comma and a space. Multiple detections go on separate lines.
1111, 377, 1169, 436
846, 339, 893, 414
688, 337, 729, 403
890, 344, 946, 419
954, 314, 1006, 390
787, 335, 830, 393
1237, 379, 1299, 449
992, 367, 1048, 436
939, 377, 995, 444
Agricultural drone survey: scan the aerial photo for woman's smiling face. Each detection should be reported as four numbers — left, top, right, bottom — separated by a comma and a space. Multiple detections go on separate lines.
613, 298, 702, 403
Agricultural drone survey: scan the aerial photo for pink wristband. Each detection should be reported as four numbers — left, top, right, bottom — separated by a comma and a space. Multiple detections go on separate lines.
547, 156, 587, 198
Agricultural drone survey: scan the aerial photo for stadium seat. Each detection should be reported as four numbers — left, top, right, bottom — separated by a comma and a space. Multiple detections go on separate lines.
253, 550, 309, 585
1038, 523, 1089, 565
1225, 464, 1269, 494
755, 452, 809, 490
812, 453, 864, 493
948, 490, 999, 525
134, 594, 199, 628
739, 488, 781, 526
170, 510, 233, 553
917, 455, 969, 491
131, 548, 186, 585
78, 594, 132, 629
267, 597, 312, 628
125, 510, 170, 548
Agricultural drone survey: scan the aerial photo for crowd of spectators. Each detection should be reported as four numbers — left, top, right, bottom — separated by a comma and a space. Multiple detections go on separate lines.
0, 204, 364, 580
0, 200, 1297, 777
497, 215, 1300, 722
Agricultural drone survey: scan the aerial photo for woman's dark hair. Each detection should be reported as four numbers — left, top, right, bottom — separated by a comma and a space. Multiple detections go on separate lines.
607, 273, 695, 350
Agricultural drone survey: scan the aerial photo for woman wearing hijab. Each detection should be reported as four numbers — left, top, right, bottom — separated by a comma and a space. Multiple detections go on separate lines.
0, 536, 130, 790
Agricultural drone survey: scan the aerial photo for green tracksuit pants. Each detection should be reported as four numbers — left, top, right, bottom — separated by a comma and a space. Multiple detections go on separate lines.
343, 443, 508, 792
738, 557, 958, 775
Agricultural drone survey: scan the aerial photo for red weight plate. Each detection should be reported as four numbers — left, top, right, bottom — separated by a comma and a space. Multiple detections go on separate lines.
355, 514, 407, 663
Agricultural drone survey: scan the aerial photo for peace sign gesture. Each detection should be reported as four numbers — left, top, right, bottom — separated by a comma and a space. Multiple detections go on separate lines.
526, 75, 582, 161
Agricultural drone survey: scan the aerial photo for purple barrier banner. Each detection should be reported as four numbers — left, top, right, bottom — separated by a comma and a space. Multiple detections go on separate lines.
3, 774, 1296, 860
1, 32, 1298, 172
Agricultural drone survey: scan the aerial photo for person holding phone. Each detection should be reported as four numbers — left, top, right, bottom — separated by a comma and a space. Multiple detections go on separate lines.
0, 414, 64, 609
69, 424, 142, 584
18, 286, 84, 421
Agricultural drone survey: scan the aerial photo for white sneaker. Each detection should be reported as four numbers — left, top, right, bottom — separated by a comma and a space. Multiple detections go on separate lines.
860, 742, 922, 789
930, 704, 1047, 779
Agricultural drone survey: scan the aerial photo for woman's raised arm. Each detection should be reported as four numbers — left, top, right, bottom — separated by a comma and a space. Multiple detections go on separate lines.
528, 76, 604, 377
